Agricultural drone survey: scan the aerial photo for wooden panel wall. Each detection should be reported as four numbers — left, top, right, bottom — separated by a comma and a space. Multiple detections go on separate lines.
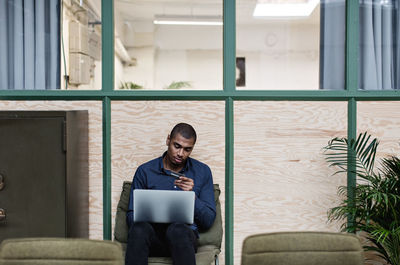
358, 102, 400, 158
111, 101, 226, 258
0, 101, 103, 239
234, 101, 348, 264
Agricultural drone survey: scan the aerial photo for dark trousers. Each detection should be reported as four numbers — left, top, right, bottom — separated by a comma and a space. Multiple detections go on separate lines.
125, 222, 198, 265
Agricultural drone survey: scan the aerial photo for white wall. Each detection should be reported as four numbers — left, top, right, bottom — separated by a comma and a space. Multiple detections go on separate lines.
120, 21, 319, 90
122, 46, 155, 89
115, 55, 125, 89
237, 23, 320, 89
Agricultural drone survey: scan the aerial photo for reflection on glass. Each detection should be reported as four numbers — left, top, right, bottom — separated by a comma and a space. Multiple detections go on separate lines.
61, 0, 102, 90
359, 0, 399, 90
237, 0, 345, 90
114, 0, 223, 90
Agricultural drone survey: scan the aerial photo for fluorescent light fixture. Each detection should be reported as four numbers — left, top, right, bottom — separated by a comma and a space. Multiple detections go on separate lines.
253, 0, 319, 17
154, 15, 223, 26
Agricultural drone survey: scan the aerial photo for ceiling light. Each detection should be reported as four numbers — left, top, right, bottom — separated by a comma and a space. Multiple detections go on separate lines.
153, 15, 223, 26
253, 0, 319, 17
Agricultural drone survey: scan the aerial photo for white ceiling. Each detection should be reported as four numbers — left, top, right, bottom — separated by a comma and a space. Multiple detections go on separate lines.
115, 0, 320, 27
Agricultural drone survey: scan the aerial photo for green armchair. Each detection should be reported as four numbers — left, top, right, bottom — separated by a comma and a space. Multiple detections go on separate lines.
0, 238, 124, 265
114, 181, 223, 265
241, 231, 364, 265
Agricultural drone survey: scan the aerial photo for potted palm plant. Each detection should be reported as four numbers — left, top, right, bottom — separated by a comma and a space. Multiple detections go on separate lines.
323, 132, 400, 265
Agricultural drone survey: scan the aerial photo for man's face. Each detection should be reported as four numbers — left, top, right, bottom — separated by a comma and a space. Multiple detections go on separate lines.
166, 133, 195, 167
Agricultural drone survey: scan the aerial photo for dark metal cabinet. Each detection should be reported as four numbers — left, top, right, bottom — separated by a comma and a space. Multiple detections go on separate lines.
0, 111, 88, 242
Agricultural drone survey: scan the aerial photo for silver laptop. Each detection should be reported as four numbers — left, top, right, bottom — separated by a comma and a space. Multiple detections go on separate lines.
133, 189, 195, 224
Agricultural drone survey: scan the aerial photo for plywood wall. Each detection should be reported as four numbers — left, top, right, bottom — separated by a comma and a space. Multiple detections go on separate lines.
0, 101, 103, 239
234, 101, 348, 264
110, 101, 226, 258
358, 102, 400, 158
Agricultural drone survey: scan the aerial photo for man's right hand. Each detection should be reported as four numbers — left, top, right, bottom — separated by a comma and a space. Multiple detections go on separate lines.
174, 176, 194, 191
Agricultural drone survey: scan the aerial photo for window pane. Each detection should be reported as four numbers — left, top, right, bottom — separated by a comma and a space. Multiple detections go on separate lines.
0, 0, 102, 90
1, 1, 60, 90
236, 0, 346, 90
62, 0, 102, 90
359, 0, 398, 90
114, 0, 223, 90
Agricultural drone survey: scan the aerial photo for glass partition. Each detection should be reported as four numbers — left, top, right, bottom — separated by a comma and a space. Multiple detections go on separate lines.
1, 1, 60, 90
236, 0, 346, 90
114, 0, 223, 90
0, 0, 102, 90
61, 0, 102, 90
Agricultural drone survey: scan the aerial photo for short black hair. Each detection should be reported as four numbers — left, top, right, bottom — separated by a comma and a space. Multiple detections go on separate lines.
170, 123, 197, 143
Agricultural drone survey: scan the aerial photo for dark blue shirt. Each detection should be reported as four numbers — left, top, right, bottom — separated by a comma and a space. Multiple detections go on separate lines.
127, 153, 216, 235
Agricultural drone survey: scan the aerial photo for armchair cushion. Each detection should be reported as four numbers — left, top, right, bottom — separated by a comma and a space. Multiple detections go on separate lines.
241, 231, 364, 265
114, 181, 132, 244
0, 238, 124, 265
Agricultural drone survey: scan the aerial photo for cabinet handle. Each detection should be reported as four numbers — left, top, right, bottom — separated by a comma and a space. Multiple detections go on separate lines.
0, 173, 4, 191
0, 208, 5, 222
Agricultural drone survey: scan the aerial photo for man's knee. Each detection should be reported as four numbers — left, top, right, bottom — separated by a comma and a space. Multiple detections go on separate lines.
128, 222, 153, 240
166, 223, 197, 256
166, 223, 192, 240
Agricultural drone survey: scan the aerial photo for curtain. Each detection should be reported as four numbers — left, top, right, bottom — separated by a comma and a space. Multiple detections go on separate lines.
0, 0, 60, 90
360, 0, 398, 90
319, 0, 346, 90
320, 0, 400, 90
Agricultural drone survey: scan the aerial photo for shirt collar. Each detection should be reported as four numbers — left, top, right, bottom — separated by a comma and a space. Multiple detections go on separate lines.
159, 151, 190, 174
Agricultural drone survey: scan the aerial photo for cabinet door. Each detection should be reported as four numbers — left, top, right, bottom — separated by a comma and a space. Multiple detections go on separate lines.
0, 117, 66, 242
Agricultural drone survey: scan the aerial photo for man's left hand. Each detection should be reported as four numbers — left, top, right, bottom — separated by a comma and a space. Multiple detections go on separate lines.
175, 176, 194, 191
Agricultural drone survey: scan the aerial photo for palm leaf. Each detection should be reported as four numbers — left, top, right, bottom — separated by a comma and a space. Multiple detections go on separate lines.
323, 131, 379, 176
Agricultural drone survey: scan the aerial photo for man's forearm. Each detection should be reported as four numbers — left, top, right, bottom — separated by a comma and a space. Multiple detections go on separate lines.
194, 198, 216, 230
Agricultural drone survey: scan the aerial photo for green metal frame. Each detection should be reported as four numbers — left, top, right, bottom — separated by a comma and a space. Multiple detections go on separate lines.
225, 98, 234, 265
346, 0, 358, 230
1, 0, 400, 264
102, 97, 112, 240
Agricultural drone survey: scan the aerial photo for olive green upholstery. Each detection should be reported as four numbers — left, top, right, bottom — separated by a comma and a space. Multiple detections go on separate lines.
241, 231, 364, 265
0, 238, 124, 265
114, 181, 223, 265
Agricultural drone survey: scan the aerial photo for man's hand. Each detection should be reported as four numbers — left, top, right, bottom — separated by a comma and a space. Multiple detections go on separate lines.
174, 176, 194, 191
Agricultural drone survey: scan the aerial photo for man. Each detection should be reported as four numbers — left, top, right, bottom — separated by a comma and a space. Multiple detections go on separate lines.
125, 123, 216, 265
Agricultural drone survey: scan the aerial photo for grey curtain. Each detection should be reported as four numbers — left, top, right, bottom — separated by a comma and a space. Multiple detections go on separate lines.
0, 0, 60, 90
360, 0, 398, 90
320, 0, 400, 90
319, 0, 346, 90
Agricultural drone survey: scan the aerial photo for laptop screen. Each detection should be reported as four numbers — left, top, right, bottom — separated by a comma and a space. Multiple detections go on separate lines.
133, 189, 195, 224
